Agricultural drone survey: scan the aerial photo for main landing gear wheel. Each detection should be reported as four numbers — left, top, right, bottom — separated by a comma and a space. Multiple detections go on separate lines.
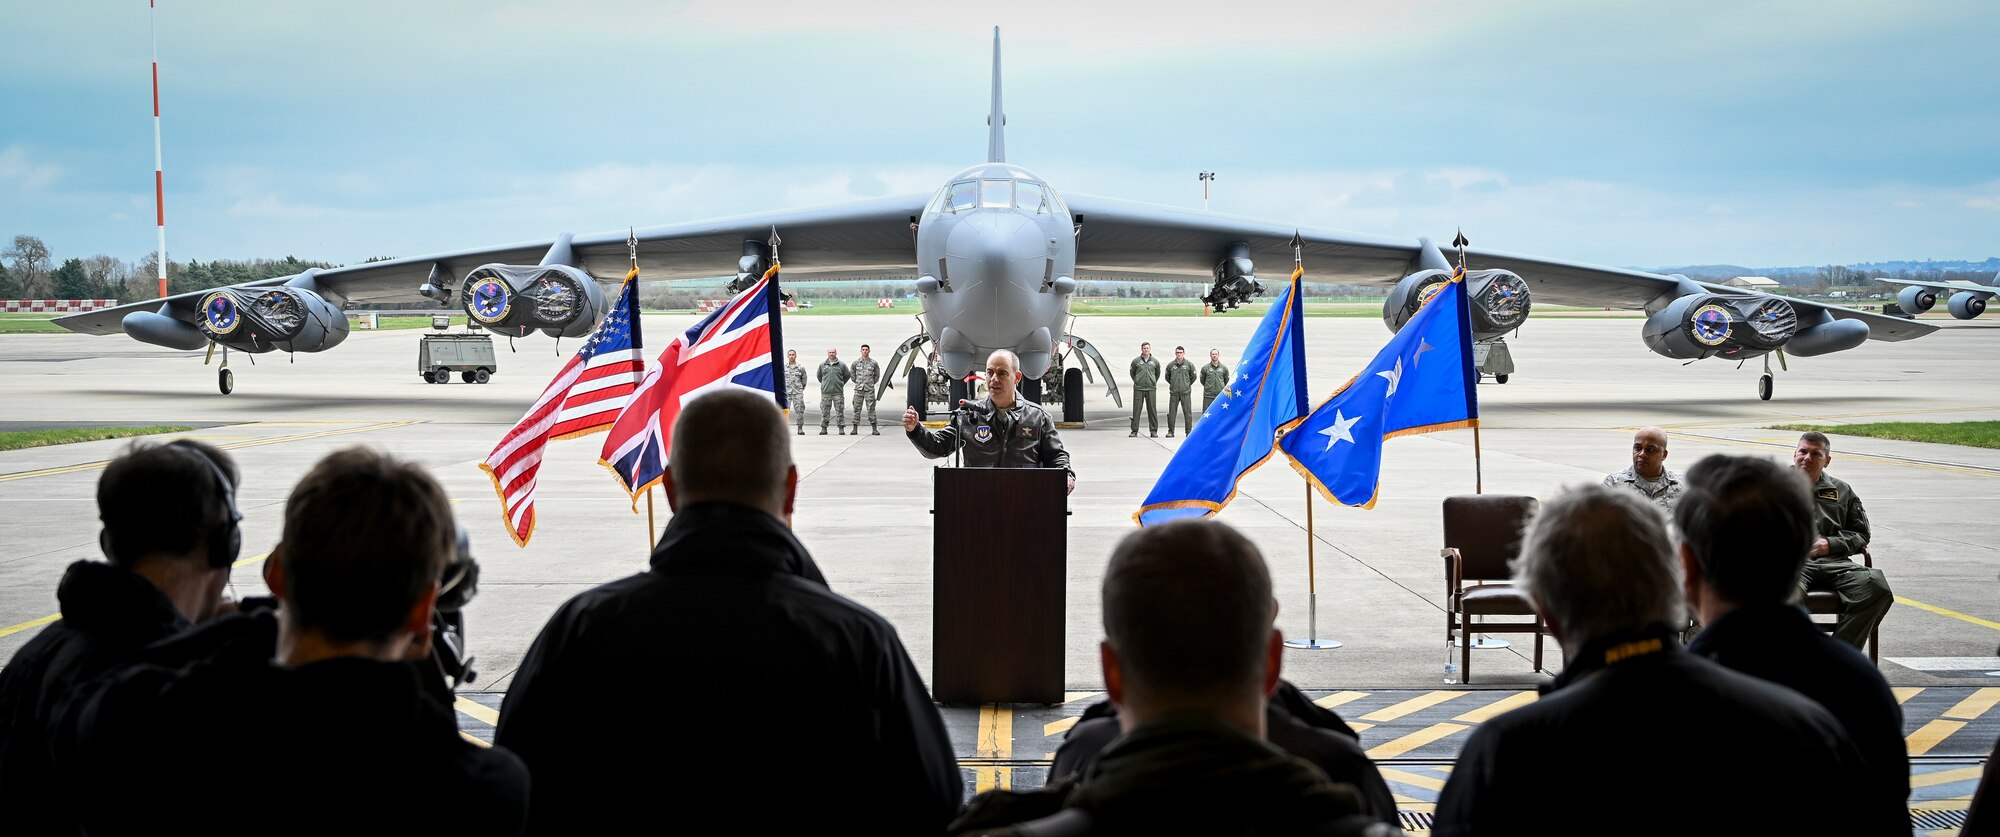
1758, 374, 1773, 401
218, 368, 234, 395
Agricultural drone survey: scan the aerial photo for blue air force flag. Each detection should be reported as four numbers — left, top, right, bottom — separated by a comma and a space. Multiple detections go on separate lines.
1279, 276, 1478, 509
1134, 266, 1310, 526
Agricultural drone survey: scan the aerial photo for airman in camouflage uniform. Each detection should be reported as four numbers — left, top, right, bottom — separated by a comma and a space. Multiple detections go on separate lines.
817, 348, 850, 435
926, 352, 951, 412
1164, 345, 1196, 437
783, 349, 809, 435
1200, 349, 1231, 423
1040, 351, 1065, 409
850, 344, 883, 435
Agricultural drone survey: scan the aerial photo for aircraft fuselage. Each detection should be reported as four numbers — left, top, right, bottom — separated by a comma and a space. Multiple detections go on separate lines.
914, 163, 1076, 379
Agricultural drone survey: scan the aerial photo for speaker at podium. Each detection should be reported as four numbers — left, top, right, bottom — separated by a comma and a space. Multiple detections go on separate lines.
931, 466, 1067, 705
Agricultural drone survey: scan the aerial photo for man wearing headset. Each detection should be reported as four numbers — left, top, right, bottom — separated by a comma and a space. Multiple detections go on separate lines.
0, 440, 244, 835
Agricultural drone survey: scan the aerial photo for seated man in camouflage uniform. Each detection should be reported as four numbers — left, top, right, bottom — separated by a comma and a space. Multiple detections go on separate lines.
1603, 426, 1684, 512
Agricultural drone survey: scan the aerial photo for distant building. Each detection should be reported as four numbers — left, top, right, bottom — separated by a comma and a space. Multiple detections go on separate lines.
1724, 276, 1783, 290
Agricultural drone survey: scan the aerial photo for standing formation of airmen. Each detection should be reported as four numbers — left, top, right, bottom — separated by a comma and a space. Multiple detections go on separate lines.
1163, 346, 1195, 438
849, 345, 882, 435
817, 348, 850, 435
1200, 349, 1230, 418
1128, 342, 1160, 437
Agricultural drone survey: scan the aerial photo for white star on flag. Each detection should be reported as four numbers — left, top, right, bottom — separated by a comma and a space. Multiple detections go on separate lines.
1319, 410, 1361, 451
1376, 358, 1404, 398
1413, 338, 1435, 366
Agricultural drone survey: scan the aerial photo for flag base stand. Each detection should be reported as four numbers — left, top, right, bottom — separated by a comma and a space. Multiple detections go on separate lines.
1452, 636, 1511, 649
1283, 593, 1342, 651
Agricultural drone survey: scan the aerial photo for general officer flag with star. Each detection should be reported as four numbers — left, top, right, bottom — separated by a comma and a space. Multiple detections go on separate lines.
1280, 275, 1479, 509
1134, 265, 1310, 525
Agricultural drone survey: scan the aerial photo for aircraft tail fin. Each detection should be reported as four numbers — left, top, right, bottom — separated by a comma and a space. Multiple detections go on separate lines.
987, 27, 1005, 163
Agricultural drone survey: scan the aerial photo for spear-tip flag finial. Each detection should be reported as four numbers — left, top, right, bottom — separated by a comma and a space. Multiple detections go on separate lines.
1290, 230, 1304, 267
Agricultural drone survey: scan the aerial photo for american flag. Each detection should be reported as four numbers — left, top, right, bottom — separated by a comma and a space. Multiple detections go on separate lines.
480, 271, 646, 546
600, 265, 786, 504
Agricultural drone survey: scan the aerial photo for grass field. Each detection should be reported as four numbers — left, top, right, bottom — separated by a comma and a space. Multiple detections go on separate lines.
0, 425, 197, 452
1770, 421, 2000, 450
0, 313, 68, 334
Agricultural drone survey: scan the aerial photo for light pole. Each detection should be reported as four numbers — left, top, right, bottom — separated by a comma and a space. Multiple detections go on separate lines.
1198, 171, 1216, 211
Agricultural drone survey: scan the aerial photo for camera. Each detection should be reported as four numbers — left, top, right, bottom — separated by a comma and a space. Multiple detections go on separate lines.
429, 525, 481, 693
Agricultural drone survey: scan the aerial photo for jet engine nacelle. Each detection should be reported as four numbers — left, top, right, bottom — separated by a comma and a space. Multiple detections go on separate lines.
1383, 268, 1531, 341
1896, 286, 1938, 315
459, 264, 606, 338
1784, 318, 1869, 357
1949, 291, 1987, 320
123, 310, 209, 351
196, 286, 350, 353
1641, 294, 1798, 360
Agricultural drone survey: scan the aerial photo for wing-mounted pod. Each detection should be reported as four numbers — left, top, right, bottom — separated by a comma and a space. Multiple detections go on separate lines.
1948, 291, 1988, 319
1383, 267, 1531, 341
1896, 286, 1938, 315
1641, 293, 1799, 360
459, 233, 608, 339
195, 271, 350, 354
1203, 243, 1261, 312
732, 240, 773, 295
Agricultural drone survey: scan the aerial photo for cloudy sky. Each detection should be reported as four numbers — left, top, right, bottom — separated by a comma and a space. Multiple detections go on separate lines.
3, 1, 1995, 270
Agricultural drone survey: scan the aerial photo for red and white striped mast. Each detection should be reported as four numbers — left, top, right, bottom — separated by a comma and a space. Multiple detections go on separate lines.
150, 0, 168, 298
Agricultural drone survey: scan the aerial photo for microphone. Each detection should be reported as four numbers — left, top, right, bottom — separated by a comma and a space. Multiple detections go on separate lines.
957, 399, 994, 418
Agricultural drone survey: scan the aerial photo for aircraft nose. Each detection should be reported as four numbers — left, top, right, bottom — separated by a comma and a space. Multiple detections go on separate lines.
947, 211, 1046, 285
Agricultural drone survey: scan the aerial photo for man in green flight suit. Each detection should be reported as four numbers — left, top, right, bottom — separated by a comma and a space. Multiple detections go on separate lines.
1129, 342, 1159, 438
1163, 346, 1196, 438
1199, 348, 1231, 424
1793, 431, 1891, 650
817, 348, 850, 435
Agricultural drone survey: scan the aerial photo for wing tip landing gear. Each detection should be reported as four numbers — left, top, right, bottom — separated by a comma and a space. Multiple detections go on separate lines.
218, 367, 234, 395
1758, 373, 1773, 401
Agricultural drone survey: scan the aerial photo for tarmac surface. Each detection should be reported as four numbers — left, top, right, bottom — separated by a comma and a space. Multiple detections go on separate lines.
2, 313, 1996, 829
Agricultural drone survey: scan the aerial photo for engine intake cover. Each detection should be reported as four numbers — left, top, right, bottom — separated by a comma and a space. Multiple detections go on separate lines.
461, 264, 606, 338
196, 287, 349, 354
1641, 294, 1798, 360
1383, 268, 1531, 341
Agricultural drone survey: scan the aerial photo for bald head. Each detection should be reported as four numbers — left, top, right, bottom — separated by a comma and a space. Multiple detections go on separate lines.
667, 390, 795, 516
1631, 427, 1669, 480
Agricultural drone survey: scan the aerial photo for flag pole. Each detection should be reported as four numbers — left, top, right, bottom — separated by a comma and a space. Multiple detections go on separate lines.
629, 227, 660, 548
646, 488, 658, 548
1285, 232, 1339, 651
1454, 229, 1483, 495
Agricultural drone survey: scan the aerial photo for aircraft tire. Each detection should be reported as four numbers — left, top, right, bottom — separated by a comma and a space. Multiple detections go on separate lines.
906, 368, 928, 421
475, 369, 491, 384
218, 368, 234, 395
1759, 374, 1773, 401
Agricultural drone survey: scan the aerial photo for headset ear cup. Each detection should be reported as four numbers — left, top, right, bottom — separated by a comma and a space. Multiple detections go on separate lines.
211, 521, 240, 569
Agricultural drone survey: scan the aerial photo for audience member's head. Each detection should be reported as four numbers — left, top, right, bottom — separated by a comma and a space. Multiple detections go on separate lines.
266, 447, 453, 661
1793, 431, 1832, 481
1101, 519, 1279, 736
1514, 484, 1683, 652
665, 390, 796, 518
95, 439, 240, 619
1630, 426, 1669, 480
1676, 454, 1816, 616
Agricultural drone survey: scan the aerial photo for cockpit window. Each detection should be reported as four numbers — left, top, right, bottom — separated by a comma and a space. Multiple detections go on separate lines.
980, 180, 1012, 209
1016, 182, 1049, 214
946, 181, 979, 212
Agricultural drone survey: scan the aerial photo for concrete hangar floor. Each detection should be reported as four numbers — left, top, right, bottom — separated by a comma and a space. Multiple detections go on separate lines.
2, 313, 1996, 829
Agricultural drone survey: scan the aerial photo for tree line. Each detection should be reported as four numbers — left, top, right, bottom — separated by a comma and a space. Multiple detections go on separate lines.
0, 235, 333, 303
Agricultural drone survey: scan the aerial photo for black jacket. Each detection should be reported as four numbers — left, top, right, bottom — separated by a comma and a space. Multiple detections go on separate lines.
495, 502, 961, 834
0, 562, 192, 836
1688, 603, 1911, 835
908, 396, 1072, 475
1049, 681, 1398, 826
1434, 626, 1866, 836
54, 654, 525, 835
952, 714, 1376, 836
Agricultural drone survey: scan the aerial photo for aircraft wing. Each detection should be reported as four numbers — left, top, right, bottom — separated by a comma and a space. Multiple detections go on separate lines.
1063, 193, 1935, 342
1878, 276, 1999, 297
56, 194, 930, 336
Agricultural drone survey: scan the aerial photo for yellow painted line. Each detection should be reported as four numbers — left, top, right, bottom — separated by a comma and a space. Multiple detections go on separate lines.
0, 421, 418, 483
1942, 688, 2000, 721
1896, 596, 2000, 632
1361, 690, 1467, 722
1911, 797, 1973, 811
1392, 794, 1428, 806
0, 613, 59, 639
454, 697, 501, 726
459, 731, 491, 748
1658, 403, 2000, 432
1314, 690, 1370, 710
1893, 687, 1925, 704
1662, 428, 2000, 479
1061, 691, 1101, 704
1379, 767, 1448, 792
1452, 691, 1537, 723
1906, 719, 1967, 757
1367, 722, 1468, 760
233, 551, 272, 569
1044, 716, 1078, 737
974, 704, 1014, 794
1911, 766, 1985, 789
1349, 722, 1375, 733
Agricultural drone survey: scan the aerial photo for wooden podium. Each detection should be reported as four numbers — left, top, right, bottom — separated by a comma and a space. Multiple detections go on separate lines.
932, 466, 1067, 704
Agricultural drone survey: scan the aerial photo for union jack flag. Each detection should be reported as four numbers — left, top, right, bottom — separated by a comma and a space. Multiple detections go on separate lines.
480, 270, 646, 546
599, 264, 787, 504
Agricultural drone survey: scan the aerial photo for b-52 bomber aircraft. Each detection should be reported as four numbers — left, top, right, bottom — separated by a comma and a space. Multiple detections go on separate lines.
57, 28, 1935, 402
1878, 272, 2000, 321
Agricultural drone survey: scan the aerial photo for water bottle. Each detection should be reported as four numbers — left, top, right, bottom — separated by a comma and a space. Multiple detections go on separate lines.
1443, 660, 1460, 685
